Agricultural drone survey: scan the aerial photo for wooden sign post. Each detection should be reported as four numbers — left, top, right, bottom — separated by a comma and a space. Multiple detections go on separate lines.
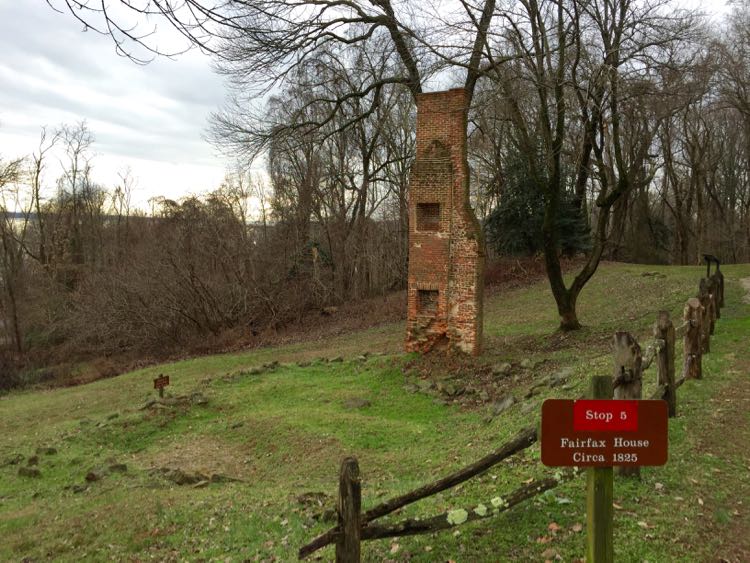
153, 374, 170, 398
541, 376, 668, 562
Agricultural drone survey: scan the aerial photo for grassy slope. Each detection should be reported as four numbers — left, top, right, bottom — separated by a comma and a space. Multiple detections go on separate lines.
1, 263, 748, 562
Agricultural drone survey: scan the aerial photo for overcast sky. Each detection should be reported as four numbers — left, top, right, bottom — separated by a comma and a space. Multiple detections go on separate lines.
0, 1, 231, 209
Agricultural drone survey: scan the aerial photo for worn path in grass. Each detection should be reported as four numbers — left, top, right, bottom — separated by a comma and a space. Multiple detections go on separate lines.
0, 263, 749, 561
689, 277, 750, 561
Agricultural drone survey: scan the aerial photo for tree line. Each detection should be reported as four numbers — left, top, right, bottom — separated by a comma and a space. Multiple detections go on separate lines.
0, 0, 748, 387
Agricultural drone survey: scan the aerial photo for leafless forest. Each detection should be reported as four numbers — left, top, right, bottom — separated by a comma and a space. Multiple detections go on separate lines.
1, 0, 749, 386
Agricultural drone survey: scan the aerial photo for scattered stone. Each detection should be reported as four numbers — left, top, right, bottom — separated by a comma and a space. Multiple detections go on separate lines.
491, 395, 516, 416
547, 375, 566, 388
190, 392, 208, 406
519, 359, 533, 369
108, 463, 128, 473
140, 400, 158, 410
27, 456, 39, 466
442, 383, 465, 397
356, 355, 368, 363
343, 398, 371, 410
547, 367, 573, 388
297, 491, 331, 507
330, 356, 344, 363
3, 454, 24, 467
85, 469, 105, 482
210, 473, 242, 483
492, 363, 512, 377
18, 466, 41, 478
524, 386, 543, 399
478, 390, 490, 402
417, 380, 435, 392
162, 468, 209, 486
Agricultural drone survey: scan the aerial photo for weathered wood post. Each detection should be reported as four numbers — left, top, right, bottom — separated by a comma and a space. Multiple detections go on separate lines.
684, 298, 703, 380
336, 457, 362, 563
654, 311, 676, 417
706, 278, 717, 335
698, 279, 714, 352
587, 375, 614, 563
711, 274, 721, 319
612, 332, 642, 478
716, 266, 725, 309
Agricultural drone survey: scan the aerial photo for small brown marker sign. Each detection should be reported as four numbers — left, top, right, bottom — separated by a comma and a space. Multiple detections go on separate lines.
541, 399, 668, 467
153, 375, 169, 397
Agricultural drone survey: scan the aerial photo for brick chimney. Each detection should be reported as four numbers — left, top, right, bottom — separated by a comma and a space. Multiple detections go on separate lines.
405, 88, 484, 355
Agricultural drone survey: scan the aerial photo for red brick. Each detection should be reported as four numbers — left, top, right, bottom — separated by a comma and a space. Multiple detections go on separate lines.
405, 89, 484, 355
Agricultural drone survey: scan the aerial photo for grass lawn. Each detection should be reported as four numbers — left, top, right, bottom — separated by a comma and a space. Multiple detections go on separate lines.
1, 262, 749, 561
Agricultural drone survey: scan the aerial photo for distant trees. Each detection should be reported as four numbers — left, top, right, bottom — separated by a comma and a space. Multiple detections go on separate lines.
0, 118, 415, 387
32, 0, 750, 342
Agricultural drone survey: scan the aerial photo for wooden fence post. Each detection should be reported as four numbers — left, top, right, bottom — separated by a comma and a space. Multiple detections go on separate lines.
716, 267, 725, 309
698, 279, 712, 353
587, 375, 614, 563
711, 274, 721, 319
684, 298, 703, 380
654, 311, 676, 417
706, 278, 717, 335
336, 457, 361, 563
612, 332, 642, 478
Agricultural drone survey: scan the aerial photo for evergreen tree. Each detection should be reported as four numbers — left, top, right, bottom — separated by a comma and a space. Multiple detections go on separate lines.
485, 151, 589, 257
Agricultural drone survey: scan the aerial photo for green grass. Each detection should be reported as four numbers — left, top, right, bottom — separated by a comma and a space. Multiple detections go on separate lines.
1, 263, 749, 561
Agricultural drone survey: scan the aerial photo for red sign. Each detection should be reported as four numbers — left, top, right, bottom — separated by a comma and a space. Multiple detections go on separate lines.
541, 399, 668, 467
153, 375, 170, 390
573, 400, 638, 432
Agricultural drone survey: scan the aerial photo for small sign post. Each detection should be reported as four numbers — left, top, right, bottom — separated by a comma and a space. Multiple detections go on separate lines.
541, 376, 668, 562
153, 374, 170, 398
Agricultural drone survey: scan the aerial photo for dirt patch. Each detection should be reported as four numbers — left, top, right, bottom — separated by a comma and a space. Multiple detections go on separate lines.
141, 435, 251, 480
691, 358, 750, 561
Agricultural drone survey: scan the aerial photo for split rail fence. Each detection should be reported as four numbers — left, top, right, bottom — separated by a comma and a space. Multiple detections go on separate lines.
298, 259, 726, 561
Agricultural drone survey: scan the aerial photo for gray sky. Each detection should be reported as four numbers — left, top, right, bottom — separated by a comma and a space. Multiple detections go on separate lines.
0, 1, 230, 209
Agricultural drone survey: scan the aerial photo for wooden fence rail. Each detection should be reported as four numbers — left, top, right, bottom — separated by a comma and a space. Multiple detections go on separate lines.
299, 263, 726, 561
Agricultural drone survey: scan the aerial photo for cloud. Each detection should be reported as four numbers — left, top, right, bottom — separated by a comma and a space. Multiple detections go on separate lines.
0, 1, 233, 206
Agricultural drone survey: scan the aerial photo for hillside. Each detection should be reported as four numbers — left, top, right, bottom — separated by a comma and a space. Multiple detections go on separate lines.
1, 263, 749, 561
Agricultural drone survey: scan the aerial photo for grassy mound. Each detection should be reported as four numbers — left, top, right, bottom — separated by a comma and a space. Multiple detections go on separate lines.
1, 263, 749, 561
